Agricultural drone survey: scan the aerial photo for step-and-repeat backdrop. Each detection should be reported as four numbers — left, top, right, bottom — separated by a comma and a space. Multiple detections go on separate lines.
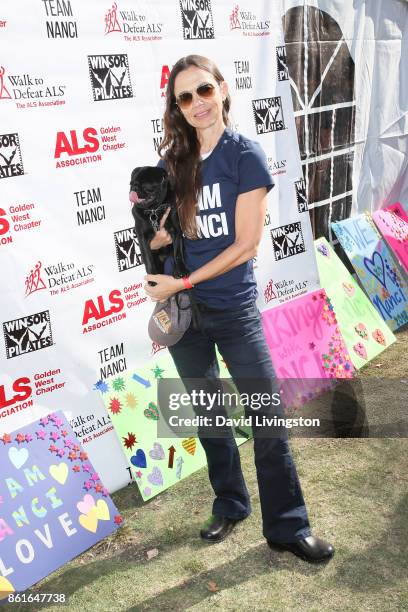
4, 0, 403, 492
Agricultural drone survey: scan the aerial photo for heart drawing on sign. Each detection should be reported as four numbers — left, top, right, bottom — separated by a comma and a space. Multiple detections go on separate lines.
147, 466, 163, 486
130, 449, 147, 468
363, 251, 387, 289
79, 508, 98, 533
49, 462, 69, 485
8, 446, 29, 470
0, 577, 15, 600
149, 442, 165, 460
342, 282, 355, 297
77, 493, 96, 515
353, 342, 368, 359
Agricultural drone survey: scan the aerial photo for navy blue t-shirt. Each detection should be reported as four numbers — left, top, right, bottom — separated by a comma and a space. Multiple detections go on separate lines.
158, 127, 274, 309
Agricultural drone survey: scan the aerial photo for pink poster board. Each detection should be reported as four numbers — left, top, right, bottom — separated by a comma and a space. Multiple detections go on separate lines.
261, 289, 354, 408
372, 202, 408, 273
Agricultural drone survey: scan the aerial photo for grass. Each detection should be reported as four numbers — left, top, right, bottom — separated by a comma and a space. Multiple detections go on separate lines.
4, 329, 408, 612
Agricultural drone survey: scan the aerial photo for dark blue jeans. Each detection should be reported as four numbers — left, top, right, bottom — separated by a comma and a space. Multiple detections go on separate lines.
168, 300, 312, 542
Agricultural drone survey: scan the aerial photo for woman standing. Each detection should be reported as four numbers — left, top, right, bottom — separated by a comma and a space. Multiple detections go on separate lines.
144, 55, 333, 563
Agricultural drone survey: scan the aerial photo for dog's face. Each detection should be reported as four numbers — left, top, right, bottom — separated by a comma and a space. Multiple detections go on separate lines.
129, 166, 168, 210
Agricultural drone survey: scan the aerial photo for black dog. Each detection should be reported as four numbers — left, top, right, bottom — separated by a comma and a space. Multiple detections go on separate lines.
129, 166, 189, 280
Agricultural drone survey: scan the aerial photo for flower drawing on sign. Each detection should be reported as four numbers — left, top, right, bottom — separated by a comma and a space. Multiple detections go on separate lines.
354, 323, 368, 340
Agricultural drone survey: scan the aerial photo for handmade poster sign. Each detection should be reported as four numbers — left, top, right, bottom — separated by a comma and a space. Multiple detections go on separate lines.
384, 202, 408, 223
0, 412, 121, 600
315, 238, 395, 369
332, 214, 408, 331
372, 202, 408, 273
261, 288, 354, 408
97, 351, 249, 501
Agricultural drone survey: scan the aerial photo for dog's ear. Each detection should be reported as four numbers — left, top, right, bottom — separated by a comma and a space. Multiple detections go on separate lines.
130, 167, 144, 188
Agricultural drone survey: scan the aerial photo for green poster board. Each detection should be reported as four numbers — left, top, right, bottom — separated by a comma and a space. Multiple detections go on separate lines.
97, 350, 248, 500
315, 238, 396, 369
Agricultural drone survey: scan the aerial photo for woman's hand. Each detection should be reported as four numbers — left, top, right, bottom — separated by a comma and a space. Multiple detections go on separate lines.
150, 207, 173, 250
144, 274, 184, 302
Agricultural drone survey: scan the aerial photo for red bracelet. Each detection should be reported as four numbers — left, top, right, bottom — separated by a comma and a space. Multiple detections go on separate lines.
182, 276, 194, 289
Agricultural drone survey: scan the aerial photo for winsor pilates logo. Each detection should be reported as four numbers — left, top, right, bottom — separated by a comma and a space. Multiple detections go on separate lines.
180, 0, 214, 40
88, 54, 133, 101
252, 97, 286, 135
270, 222, 305, 261
276, 46, 289, 81
3, 310, 54, 359
0, 133, 24, 180
114, 226, 143, 272
295, 179, 309, 213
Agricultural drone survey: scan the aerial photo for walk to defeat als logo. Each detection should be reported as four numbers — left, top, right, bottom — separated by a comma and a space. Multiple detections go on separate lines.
270, 222, 306, 261
229, 5, 270, 36
0, 133, 24, 179
88, 54, 133, 101
295, 179, 309, 213
179, 0, 214, 40
3, 310, 54, 359
114, 227, 143, 272
252, 97, 286, 135
104, 2, 163, 41
0, 65, 67, 109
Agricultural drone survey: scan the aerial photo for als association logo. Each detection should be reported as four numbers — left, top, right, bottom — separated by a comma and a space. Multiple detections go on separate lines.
0, 204, 42, 246
160, 65, 170, 98
264, 280, 277, 303
3, 310, 54, 359
270, 222, 306, 261
276, 46, 289, 81
114, 227, 143, 272
0, 377, 33, 418
180, 0, 214, 40
82, 289, 126, 334
54, 125, 125, 169
252, 97, 286, 135
88, 54, 133, 101
0, 133, 24, 180
295, 179, 309, 213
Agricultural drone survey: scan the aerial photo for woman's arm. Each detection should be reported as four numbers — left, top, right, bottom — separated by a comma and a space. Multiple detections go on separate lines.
144, 187, 268, 301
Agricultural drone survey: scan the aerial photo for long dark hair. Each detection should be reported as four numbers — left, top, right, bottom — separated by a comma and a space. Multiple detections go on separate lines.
158, 55, 231, 239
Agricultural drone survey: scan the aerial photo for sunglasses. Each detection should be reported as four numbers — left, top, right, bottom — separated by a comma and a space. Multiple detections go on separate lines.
175, 83, 217, 110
